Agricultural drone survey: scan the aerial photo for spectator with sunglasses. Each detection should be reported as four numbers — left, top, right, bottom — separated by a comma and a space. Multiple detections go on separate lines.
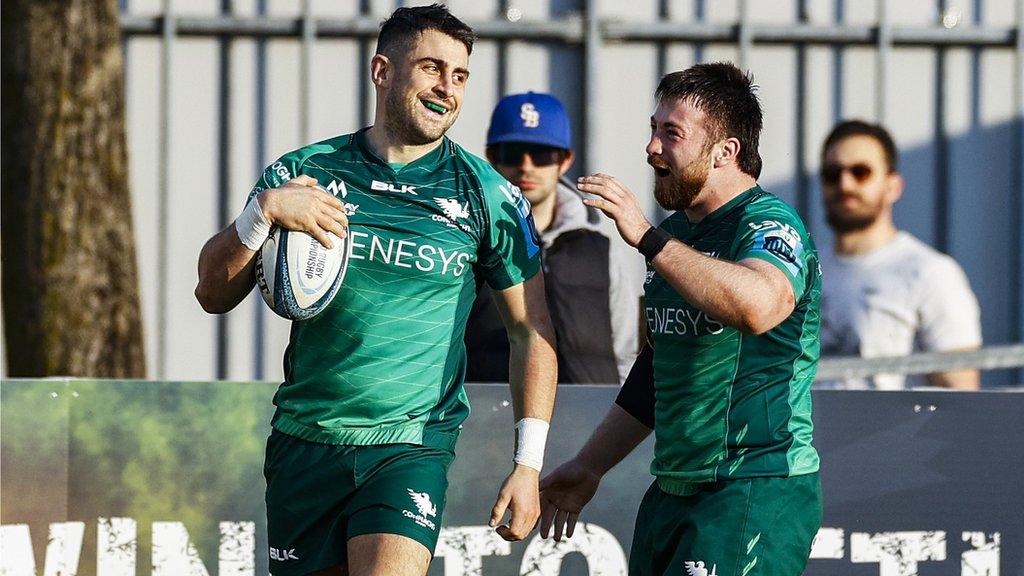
816, 120, 982, 390
464, 92, 642, 384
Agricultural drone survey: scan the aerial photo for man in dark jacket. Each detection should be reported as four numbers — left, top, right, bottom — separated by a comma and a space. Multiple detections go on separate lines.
465, 92, 642, 384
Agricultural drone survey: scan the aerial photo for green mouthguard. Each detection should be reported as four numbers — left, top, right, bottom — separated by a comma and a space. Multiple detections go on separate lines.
424, 101, 446, 114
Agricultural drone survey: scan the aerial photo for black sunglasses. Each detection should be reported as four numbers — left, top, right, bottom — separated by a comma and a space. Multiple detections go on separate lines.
491, 143, 565, 167
820, 163, 874, 185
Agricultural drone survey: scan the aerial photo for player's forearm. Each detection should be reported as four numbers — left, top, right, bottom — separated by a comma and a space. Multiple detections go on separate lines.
507, 320, 558, 422
575, 404, 651, 477
195, 225, 259, 314
650, 241, 792, 334
927, 368, 981, 390
502, 272, 559, 422
505, 315, 556, 478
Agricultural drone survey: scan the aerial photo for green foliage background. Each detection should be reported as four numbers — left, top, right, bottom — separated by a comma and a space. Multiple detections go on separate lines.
2, 379, 277, 576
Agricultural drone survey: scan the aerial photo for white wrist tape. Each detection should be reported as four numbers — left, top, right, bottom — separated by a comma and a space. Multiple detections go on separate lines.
235, 196, 273, 251
513, 418, 550, 472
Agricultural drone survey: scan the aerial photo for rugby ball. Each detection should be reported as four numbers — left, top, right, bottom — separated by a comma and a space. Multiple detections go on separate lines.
254, 227, 350, 320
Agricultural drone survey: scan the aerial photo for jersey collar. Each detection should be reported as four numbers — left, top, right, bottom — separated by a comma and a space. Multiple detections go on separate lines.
353, 127, 452, 174
689, 185, 763, 229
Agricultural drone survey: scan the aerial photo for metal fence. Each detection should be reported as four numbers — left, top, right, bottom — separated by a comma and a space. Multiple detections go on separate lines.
117, 0, 1024, 386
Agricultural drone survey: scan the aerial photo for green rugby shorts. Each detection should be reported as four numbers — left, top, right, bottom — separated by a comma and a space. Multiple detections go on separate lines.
263, 429, 455, 575
629, 473, 822, 576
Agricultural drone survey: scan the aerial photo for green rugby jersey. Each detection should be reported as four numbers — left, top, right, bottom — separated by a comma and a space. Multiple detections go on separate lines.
247, 129, 542, 448
643, 186, 821, 495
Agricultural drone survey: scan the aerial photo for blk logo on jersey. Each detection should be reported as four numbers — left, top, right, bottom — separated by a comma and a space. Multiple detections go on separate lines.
270, 547, 299, 562
371, 180, 418, 195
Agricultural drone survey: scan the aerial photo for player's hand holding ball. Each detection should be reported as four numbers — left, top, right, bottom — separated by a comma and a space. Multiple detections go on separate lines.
259, 175, 349, 249
254, 175, 352, 321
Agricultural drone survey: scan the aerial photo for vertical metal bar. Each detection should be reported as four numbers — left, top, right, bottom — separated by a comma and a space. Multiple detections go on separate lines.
215, 0, 233, 379
970, 0, 982, 129
694, 0, 706, 64
1015, 0, 1024, 357
832, 0, 844, 122
738, 0, 752, 71
795, 0, 811, 219
156, 0, 174, 379
254, 0, 268, 380
583, 0, 600, 175
967, 1, 982, 383
934, 0, 950, 252
875, 0, 890, 124
496, 0, 508, 97
120, 0, 130, 62
496, 42, 507, 98
651, 0, 671, 225
300, 0, 314, 143
358, 0, 372, 127
655, 0, 668, 79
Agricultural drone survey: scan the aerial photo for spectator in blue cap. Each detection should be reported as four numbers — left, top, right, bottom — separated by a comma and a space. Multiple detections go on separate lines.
465, 92, 642, 384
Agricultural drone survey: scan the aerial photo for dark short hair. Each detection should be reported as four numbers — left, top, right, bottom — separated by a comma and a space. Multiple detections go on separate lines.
655, 62, 763, 178
376, 4, 476, 58
821, 120, 898, 172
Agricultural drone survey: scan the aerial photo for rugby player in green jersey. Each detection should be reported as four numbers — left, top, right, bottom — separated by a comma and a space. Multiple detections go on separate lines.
538, 63, 822, 575
195, 5, 558, 575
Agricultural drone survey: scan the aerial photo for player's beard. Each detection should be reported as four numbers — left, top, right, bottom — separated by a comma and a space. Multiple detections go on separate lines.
383, 87, 457, 146
825, 194, 885, 232
651, 150, 711, 211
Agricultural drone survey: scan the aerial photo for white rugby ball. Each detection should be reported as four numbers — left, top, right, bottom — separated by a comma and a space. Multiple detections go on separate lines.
254, 227, 350, 320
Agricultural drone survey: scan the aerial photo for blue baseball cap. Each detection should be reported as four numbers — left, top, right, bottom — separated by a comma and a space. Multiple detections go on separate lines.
486, 92, 572, 150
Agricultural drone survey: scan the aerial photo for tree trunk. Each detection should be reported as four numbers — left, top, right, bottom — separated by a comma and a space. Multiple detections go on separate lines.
2, 0, 146, 377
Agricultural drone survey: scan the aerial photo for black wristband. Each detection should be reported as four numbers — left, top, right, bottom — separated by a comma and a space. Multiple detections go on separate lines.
637, 226, 672, 260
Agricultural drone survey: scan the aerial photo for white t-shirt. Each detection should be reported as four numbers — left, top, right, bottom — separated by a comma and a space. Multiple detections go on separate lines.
817, 231, 982, 390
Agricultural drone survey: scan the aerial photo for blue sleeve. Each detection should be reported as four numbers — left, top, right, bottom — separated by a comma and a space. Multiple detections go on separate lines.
474, 165, 543, 290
